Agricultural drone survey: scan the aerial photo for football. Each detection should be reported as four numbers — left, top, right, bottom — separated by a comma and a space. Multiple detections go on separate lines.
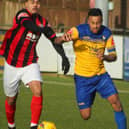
38, 121, 57, 129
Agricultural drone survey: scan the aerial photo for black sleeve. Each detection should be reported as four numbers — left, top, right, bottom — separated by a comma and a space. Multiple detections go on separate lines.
50, 40, 66, 58
41, 25, 65, 57
22, 20, 43, 33
51, 41, 70, 75
42, 26, 56, 41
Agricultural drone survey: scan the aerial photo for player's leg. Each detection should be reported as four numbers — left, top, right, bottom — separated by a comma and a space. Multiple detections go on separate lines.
22, 63, 43, 129
5, 95, 18, 129
29, 81, 43, 128
74, 74, 96, 120
97, 73, 127, 129
107, 94, 127, 129
4, 62, 20, 129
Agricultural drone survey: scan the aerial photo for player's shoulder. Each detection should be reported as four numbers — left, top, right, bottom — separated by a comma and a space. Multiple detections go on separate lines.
75, 24, 88, 37
16, 8, 31, 19
101, 25, 112, 39
76, 24, 88, 31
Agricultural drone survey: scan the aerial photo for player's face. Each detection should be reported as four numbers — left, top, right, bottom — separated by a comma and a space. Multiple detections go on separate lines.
25, 0, 40, 14
88, 16, 102, 34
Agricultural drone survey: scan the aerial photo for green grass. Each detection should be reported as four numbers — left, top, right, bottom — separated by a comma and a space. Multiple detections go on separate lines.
0, 74, 129, 129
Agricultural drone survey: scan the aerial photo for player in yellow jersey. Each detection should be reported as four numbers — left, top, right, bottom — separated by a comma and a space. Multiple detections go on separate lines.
57, 8, 127, 129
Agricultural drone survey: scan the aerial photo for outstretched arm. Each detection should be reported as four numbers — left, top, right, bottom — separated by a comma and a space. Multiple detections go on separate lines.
50, 43, 70, 75
43, 27, 70, 74
54, 33, 73, 44
43, 27, 72, 44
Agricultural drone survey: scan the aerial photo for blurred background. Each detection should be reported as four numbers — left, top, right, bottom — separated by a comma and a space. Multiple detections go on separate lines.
0, 0, 129, 31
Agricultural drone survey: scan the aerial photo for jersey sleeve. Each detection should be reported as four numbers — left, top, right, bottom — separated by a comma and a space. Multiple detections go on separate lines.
41, 18, 56, 41
67, 27, 79, 40
16, 10, 32, 25
106, 35, 117, 55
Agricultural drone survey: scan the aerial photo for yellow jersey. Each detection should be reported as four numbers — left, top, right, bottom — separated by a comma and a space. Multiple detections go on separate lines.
68, 24, 117, 77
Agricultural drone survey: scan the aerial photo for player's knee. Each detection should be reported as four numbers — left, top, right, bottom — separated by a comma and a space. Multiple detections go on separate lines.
108, 94, 123, 112
33, 90, 42, 97
113, 104, 123, 112
6, 96, 17, 105
29, 82, 42, 96
111, 100, 123, 112
82, 114, 91, 120
80, 112, 91, 120
7, 99, 16, 105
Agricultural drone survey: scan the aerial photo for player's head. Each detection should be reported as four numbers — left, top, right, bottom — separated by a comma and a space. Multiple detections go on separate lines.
87, 8, 103, 34
25, 0, 40, 14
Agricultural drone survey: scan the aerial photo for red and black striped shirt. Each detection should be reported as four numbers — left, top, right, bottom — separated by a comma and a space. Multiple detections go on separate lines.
0, 9, 56, 67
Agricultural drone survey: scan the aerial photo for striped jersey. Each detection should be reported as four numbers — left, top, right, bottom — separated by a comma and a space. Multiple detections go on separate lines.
68, 24, 117, 77
0, 9, 56, 67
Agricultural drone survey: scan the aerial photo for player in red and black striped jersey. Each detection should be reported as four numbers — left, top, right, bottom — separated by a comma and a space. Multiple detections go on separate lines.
0, 0, 70, 129
0, 6, 68, 68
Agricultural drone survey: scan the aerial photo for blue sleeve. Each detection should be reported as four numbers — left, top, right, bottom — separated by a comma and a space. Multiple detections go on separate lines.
76, 24, 88, 38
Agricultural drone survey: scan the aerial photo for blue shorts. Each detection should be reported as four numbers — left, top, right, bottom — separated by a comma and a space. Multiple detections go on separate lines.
74, 73, 118, 110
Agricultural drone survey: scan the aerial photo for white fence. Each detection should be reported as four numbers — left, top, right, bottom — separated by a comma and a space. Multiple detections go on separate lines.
37, 34, 124, 79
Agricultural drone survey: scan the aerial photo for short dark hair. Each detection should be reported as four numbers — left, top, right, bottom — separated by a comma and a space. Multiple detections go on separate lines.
88, 8, 103, 17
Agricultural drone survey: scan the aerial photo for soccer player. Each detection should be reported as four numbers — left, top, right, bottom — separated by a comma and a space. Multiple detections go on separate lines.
58, 8, 127, 129
0, 0, 70, 129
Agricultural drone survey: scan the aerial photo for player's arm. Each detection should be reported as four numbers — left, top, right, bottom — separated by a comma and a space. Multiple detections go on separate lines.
51, 42, 70, 74
43, 26, 70, 74
42, 26, 72, 44
97, 35, 117, 62
104, 35, 117, 62
103, 53, 117, 62
22, 20, 43, 33
53, 27, 79, 44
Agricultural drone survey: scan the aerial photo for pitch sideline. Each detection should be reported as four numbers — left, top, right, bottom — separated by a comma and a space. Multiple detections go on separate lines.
0, 78, 129, 94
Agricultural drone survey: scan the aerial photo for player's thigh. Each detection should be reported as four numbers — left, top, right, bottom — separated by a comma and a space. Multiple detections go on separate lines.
3, 61, 21, 97
107, 94, 123, 111
97, 73, 118, 99
74, 74, 96, 110
21, 63, 43, 96
22, 63, 43, 85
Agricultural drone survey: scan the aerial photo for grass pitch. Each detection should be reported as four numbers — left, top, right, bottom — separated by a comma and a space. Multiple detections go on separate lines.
0, 74, 129, 129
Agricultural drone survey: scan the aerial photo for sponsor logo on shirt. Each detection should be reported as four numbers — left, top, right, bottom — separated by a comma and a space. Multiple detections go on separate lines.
26, 32, 39, 42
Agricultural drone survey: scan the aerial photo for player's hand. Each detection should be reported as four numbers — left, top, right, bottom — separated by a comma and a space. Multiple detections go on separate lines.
96, 49, 104, 61
62, 33, 72, 42
62, 56, 70, 75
